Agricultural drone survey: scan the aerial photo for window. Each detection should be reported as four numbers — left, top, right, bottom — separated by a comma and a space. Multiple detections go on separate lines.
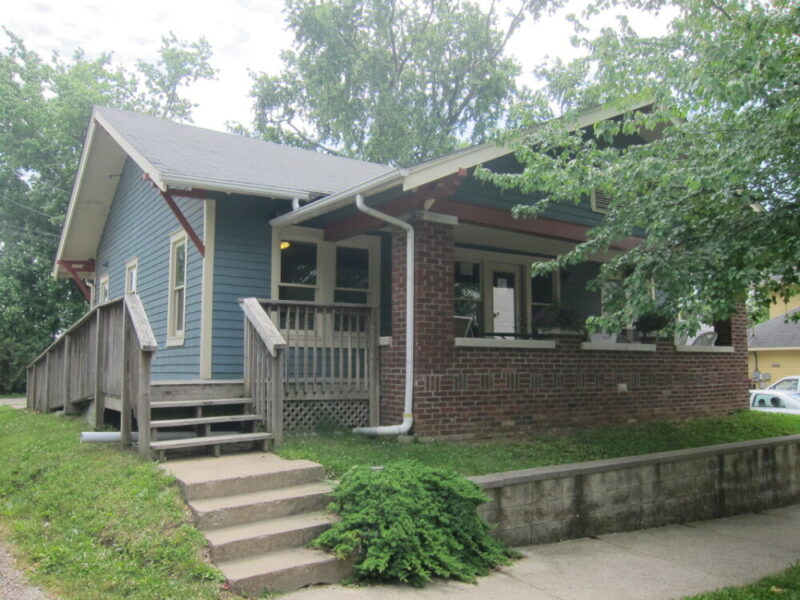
167, 233, 187, 345
98, 274, 110, 304
454, 261, 481, 336
335, 247, 369, 304
531, 270, 558, 326
279, 240, 317, 301
772, 378, 799, 392
125, 258, 138, 294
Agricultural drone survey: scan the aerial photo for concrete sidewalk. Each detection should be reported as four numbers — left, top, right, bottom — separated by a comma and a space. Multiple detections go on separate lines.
286, 503, 800, 600
0, 398, 25, 409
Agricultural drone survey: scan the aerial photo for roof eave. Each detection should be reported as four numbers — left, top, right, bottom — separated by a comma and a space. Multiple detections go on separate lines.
161, 174, 312, 201
269, 167, 407, 227
269, 96, 656, 229
52, 115, 101, 278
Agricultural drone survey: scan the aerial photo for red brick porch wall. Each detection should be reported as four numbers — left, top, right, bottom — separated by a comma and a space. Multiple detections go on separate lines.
379, 215, 750, 439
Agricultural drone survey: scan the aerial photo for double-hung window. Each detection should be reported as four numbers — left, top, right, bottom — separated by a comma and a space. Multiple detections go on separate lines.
334, 247, 369, 304
167, 232, 187, 346
98, 274, 110, 304
125, 258, 138, 294
454, 261, 482, 336
279, 240, 318, 301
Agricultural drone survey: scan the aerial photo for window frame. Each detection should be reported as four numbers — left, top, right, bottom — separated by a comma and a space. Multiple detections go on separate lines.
454, 248, 560, 337
97, 273, 110, 305
167, 231, 188, 347
125, 257, 139, 295
271, 226, 380, 307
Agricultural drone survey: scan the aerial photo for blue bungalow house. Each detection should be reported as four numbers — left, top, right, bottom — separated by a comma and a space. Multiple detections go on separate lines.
29, 101, 749, 458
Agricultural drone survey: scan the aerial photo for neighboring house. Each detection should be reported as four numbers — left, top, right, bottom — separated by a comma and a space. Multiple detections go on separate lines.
30, 100, 749, 446
749, 292, 800, 387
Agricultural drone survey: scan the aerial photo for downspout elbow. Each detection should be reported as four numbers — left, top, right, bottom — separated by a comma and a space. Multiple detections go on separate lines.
352, 193, 415, 437
352, 414, 413, 436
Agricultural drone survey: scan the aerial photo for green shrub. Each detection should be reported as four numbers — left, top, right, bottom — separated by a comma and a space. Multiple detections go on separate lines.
311, 460, 517, 586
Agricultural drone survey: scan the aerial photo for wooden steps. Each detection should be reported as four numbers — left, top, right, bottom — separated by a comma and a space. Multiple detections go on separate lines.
150, 397, 251, 409
144, 381, 271, 460
164, 453, 353, 595
150, 414, 261, 428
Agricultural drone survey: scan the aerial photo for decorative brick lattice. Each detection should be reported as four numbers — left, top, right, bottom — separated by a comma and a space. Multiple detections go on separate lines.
284, 399, 369, 431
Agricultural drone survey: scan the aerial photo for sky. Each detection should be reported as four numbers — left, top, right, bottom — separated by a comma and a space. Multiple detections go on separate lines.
4, 0, 673, 133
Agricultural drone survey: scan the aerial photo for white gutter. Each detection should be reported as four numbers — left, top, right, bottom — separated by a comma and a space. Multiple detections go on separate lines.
270, 167, 408, 227
352, 193, 414, 436
161, 174, 312, 201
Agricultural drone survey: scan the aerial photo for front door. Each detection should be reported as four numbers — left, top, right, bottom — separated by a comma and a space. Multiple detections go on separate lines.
490, 264, 523, 336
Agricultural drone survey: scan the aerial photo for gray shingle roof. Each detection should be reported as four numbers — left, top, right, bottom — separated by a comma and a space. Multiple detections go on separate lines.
95, 107, 390, 197
748, 309, 800, 348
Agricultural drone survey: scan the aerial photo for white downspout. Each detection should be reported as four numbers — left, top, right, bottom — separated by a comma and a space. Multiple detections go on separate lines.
352, 193, 414, 436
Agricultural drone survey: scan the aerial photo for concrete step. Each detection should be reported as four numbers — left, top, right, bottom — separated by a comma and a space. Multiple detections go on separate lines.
189, 482, 332, 529
206, 511, 337, 562
150, 414, 261, 428
150, 397, 252, 409
164, 453, 326, 500
219, 547, 354, 595
150, 380, 244, 402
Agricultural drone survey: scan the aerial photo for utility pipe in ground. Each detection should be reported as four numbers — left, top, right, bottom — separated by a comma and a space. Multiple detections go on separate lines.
352, 194, 414, 436
81, 431, 199, 443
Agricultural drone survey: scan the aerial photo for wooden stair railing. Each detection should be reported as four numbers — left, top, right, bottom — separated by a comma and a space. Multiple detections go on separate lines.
239, 298, 287, 448
120, 294, 158, 458
27, 294, 157, 458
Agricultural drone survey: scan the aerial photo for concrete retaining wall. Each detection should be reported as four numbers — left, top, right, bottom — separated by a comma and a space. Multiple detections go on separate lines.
471, 435, 800, 546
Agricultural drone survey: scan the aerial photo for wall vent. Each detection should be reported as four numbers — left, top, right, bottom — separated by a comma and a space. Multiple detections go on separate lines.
590, 189, 612, 213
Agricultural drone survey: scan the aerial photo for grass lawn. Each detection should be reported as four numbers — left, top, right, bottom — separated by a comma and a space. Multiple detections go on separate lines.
0, 406, 239, 600
277, 411, 800, 478
682, 563, 800, 599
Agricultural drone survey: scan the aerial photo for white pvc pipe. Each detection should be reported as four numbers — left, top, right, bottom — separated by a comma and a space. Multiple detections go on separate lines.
352, 194, 414, 436
80, 431, 197, 443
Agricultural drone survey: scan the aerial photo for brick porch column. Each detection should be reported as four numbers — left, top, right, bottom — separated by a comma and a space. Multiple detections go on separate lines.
379, 211, 458, 430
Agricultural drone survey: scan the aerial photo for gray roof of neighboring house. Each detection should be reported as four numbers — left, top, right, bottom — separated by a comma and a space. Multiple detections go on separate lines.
95, 106, 391, 197
748, 309, 800, 348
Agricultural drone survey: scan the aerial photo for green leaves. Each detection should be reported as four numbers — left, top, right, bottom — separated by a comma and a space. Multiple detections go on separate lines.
247, 0, 529, 165
0, 30, 215, 392
483, 0, 800, 333
312, 461, 516, 586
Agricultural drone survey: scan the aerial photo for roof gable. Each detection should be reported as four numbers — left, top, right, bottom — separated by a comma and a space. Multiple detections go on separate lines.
54, 107, 390, 277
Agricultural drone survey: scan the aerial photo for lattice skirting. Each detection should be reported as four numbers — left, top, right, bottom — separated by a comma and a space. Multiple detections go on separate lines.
284, 398, 370, 431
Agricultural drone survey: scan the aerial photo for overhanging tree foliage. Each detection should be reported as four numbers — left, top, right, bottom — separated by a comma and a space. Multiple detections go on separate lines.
248, 0, 552, 165
480, 0, 799, 335
0, 30, 215, 393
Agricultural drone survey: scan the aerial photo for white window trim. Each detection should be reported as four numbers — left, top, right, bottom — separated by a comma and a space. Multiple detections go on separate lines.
125, 257, 139, 294
167, 230, 188, 347
98, 273, 110, 305
271, 225, 380, 307
454, 248, 560, 337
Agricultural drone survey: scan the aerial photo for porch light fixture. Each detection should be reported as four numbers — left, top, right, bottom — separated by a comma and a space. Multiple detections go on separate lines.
280, 241, 291, 250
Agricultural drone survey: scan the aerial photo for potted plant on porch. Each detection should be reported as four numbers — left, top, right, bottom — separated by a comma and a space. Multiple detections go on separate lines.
634, 311, 672, 343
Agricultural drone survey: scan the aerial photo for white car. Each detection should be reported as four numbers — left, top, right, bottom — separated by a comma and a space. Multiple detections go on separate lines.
749, 389, 800, 415
766, 376, 800, 392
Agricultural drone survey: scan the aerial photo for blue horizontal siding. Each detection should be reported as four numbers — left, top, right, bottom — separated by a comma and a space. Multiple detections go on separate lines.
211, 196, 274, 379
95, 159, 204, 380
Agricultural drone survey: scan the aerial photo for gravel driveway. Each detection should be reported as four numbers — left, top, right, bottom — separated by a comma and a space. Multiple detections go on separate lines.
0, 543, 55, 600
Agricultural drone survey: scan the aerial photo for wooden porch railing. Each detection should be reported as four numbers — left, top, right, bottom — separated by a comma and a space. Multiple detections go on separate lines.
257, 299, 379, 426
240, 298, 287, 447
27, 294, 157, 457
